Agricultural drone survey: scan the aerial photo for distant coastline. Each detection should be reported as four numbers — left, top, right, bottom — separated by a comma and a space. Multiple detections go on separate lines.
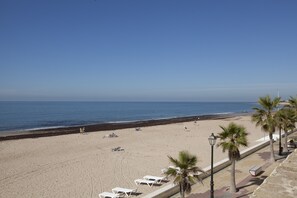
0, 112, 251, 141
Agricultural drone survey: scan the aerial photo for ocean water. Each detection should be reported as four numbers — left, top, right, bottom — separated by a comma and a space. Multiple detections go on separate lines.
0, 101, 257, 133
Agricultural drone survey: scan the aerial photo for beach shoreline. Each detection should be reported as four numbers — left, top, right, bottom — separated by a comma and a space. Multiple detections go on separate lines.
0, 112, 251, 141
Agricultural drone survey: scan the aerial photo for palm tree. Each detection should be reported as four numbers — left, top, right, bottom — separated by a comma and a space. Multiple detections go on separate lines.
165, 150, 204, 198
217, 122, 248, 193
252, 95, 280, 162
275, 108, 297, 152
287, 96, 297, 113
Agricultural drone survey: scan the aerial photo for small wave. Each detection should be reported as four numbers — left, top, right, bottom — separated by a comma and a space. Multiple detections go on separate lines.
106, 116, 184, 124
106, 120, 135, 124
212, 112, 234, 115
24, 126, 66, 131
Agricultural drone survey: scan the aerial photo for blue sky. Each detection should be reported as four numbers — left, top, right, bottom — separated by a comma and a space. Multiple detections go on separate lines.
1, 0, 297, 102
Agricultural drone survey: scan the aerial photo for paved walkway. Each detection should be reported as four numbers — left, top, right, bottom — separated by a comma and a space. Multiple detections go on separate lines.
171, 140, 294, 198
251, 149, 297, 197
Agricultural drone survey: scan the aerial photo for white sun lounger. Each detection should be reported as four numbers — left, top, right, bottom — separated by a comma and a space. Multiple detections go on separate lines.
134, 179, 156, 187
143, 175, 166, 183
112, 187, 136, 197
99, 192, 122, 198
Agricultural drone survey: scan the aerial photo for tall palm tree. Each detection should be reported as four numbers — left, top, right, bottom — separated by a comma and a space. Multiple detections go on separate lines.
252, 95, 280, 162
275, 108, 297, 152
217, 122, 248, 193
165, 151, 204, 198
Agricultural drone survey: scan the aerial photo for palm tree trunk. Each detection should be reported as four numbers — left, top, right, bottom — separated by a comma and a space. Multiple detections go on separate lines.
230, 159, 237, 193
180, 182, 184, 198
279, 128, 282, 155
283, 130, 288, 152
269, 133, 276, 162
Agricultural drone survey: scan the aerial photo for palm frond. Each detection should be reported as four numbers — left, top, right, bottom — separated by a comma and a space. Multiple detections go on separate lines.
173, 175, 182, 185
189, 166, 205, 175
287, 96, 297, 110
178, 150, 197, 169
193, 174, 203, 184
275, 108, 297, 132
168, 155, 181, 167
164, 167, 178, 177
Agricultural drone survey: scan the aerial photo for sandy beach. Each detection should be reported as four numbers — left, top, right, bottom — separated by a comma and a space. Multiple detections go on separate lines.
0, 115, 267, 198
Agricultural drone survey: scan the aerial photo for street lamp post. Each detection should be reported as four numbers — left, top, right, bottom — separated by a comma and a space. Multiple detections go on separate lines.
277, 93, 282, 156
208, 133, 217, 198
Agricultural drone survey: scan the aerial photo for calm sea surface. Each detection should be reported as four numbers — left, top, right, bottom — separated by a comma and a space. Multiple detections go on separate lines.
0, 102, 257, 133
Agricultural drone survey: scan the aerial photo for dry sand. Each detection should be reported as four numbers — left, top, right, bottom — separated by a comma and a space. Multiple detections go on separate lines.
0, 115, 266, 197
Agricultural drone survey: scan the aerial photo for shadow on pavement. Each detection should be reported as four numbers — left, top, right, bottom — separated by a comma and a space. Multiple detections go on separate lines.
237, 175, 267, 190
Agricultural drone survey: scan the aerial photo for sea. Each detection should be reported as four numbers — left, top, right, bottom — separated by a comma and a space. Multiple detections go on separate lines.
0, 101, 258, 133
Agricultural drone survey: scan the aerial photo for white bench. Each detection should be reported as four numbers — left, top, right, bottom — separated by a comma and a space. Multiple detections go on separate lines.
249, 166, 262, 176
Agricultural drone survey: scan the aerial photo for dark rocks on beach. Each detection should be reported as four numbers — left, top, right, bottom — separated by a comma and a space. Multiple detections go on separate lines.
0, 113, 241, 141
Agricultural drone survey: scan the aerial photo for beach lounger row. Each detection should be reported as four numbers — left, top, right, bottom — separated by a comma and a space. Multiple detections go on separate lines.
99, 165, 178, 197
99, 174, 167, 197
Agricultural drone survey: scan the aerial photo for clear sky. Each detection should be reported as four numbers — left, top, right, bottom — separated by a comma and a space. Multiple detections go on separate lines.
1, 0, 297, 102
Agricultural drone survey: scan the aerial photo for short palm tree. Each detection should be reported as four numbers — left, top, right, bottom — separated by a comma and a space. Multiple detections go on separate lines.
165, 151, 204, 198
252, 95, 280, 162
217, 122, 248, 193
275, 108, 297, 152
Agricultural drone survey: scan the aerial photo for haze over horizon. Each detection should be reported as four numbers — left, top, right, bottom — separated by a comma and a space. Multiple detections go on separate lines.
1, 1, 297, 102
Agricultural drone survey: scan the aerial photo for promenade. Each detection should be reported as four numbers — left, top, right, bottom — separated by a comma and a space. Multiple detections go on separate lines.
172, 136, 296, 198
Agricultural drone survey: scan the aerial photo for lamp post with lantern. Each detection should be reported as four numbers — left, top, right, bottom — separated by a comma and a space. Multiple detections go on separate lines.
208, 133, 217, 198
